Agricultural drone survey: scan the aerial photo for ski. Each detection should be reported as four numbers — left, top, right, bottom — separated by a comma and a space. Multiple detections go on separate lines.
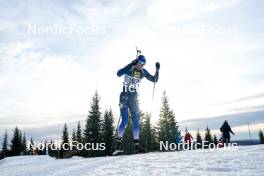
112, 150, 125, 156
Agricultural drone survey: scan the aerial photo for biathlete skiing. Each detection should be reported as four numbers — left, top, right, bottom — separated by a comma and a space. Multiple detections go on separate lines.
113, 52, 160, 155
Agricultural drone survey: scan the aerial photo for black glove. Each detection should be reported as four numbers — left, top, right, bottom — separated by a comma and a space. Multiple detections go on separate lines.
156, 62, 160, 71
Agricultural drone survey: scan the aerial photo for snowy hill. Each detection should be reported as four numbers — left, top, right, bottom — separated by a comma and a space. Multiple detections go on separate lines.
1, 145, 264, 176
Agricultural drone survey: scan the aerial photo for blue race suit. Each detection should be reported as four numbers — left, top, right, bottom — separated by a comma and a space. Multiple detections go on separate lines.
117, 63, 159, 139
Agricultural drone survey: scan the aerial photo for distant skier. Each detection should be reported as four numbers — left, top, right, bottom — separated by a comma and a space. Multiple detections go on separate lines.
175, 130, 182, 150
184, 128, 193, 144
220, 120, 235, 145
218, 134, 224, 148
175, 131, 182, 145
113, 55, 160, 155
184, 128, 193, 149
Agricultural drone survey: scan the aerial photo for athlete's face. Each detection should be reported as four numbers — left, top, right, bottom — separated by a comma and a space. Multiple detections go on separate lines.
135, 63, 145, 70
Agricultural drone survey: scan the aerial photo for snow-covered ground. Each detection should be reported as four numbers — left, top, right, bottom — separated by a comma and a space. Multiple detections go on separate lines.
1, 145, 264, 176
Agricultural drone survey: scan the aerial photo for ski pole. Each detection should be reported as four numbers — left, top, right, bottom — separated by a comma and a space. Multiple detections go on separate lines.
136, 46, 141, 58
152, 82, 156, 100
152, 62, 160, 101
151, 67, 158, 109
147, 64, 158, 151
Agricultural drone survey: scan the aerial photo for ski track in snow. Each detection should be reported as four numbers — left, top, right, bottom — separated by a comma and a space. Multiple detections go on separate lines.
1, 145, 264, 176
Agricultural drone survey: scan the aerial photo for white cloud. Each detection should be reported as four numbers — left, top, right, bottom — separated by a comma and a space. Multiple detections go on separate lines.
0, 41, 97, 128
0, 0, 264, 132
146, 0, 242, 25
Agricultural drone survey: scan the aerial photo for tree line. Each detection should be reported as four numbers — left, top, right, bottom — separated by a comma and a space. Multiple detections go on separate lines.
1, 90, 264, 159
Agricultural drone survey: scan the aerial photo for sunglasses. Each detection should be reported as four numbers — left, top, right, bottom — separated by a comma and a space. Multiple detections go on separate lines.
138, 61, 145, 66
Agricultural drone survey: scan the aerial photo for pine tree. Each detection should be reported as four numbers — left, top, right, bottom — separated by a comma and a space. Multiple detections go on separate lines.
259, 130, 264, 144
71, 128, 78, 156
72, 128, 76, 141
84, 91, 102, 157
29, 137, 34, 155
102, 109, 114, 155
48, 139, 57, 157
150, 128, 160, 151
74, 121, 83, 156
195, 129, 202, 149
22, 132, 27, 155
43, 139, 48, 155
59, 124, 70, 158
62, 123, 69, 144
140, 113, 157, 152
204, 126, 213, 148
77, 121, 82, 143
157, 91, 177, 145
121, 117, 134, 154
1, 130, 8, 158
213, 134, 218, 145
140, 113, 150, 150
37, 140, 45, 155
10, 127, 23, 156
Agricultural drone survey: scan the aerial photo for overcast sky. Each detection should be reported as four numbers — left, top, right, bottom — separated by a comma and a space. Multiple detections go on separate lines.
0, 0, 264, 137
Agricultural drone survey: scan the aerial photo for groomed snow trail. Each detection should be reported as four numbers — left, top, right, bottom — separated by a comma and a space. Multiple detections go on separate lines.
1, 145, 263, 176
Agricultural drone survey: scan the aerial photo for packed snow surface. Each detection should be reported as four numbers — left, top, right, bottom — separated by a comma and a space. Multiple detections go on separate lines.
1, 145, 264, 176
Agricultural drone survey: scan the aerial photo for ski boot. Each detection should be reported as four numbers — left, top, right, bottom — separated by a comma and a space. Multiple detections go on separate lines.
134, 139, 146, 154
112, 137, 124, 156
